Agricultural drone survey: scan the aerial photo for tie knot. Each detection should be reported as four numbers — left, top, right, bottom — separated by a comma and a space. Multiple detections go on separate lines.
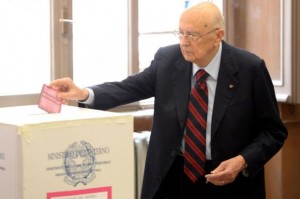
196, 69, 209, 83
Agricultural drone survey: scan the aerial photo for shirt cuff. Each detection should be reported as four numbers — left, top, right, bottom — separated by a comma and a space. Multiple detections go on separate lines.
77, 88, 95, 105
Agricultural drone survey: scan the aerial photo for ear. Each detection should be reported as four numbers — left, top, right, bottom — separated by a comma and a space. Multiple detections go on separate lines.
216, 29, 225, 42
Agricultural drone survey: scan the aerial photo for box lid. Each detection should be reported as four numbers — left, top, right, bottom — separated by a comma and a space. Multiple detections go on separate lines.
0, 105, 128, 126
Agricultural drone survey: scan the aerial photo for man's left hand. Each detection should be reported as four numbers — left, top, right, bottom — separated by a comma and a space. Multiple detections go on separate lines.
205, 155, 247, 186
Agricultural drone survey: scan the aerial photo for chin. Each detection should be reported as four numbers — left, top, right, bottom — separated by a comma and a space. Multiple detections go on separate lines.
183, 55, 195, 63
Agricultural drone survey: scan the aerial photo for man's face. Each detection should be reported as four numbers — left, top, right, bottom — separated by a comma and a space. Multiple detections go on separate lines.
178, 12, 222, 67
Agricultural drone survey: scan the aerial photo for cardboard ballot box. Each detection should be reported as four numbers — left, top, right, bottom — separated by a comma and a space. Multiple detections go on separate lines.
0, 105, 134, 199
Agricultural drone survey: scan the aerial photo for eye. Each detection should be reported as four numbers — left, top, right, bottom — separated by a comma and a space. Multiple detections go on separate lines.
187, 33, 198, 41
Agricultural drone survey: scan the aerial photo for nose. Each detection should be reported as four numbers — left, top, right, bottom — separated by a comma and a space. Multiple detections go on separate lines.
180, 37, 190, 47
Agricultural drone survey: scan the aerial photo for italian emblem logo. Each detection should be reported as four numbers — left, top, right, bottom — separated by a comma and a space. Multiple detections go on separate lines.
63, 141, 96, 187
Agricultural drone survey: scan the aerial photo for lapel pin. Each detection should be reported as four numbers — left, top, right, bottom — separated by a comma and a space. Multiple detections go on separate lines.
229, 84, 234, 89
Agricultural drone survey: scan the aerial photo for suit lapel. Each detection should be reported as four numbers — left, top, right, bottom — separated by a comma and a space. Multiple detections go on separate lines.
171, 57, 192, 132
211, 43, 239, 139
169, 42, 239, 138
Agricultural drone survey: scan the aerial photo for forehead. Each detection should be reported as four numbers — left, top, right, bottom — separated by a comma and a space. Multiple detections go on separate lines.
179, 9, 211, 31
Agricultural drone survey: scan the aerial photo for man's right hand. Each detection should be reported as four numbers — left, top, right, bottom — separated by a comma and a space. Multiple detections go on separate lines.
49, 77, 89, 102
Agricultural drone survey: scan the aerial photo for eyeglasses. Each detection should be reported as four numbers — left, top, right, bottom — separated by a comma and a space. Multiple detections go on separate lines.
173, 28, 219, 42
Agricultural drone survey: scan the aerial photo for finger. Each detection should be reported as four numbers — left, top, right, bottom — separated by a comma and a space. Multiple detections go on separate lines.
205, 172, 223, 183
49, 79, 64, 87
49, 78, 72, 91
210, 164, 226, 174
209, 179, 226, 186
48, 84, 65, 92
205, 175, 227, 186
57, 91, 71, 100
217, 180, 227, 186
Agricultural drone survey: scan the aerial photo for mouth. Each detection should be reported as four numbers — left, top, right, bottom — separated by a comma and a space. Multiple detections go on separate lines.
182, 50, 192, 55
181, 47, 191, 54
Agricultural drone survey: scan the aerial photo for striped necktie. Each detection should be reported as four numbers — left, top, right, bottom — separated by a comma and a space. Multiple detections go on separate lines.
184, 69, 209, 183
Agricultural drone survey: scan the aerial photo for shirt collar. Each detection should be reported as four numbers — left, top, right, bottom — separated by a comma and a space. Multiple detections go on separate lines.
192, 42, 222, 81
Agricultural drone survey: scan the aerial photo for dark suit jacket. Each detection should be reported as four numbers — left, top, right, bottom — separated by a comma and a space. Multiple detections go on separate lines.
85, 41, 288, 199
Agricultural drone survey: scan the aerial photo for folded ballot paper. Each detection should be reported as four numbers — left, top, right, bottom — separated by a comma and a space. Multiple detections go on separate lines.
0, 105, 134, 199
38, 84, 62, 113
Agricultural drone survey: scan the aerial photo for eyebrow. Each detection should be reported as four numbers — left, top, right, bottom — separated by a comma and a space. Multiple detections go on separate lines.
178, 29, 202, 35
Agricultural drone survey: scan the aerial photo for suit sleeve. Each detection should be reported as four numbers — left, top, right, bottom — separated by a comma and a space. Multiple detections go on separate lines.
239, 59, 288, 177
79, 48, 166, 110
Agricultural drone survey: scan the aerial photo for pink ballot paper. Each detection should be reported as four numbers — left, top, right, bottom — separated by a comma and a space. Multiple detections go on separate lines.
38, 84, 62, 113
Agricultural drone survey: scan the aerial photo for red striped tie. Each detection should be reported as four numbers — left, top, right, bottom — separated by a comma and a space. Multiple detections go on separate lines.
184, 69, 209, 183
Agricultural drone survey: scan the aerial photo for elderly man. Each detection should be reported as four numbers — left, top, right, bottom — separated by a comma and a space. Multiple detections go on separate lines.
50, 2, 287, 199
